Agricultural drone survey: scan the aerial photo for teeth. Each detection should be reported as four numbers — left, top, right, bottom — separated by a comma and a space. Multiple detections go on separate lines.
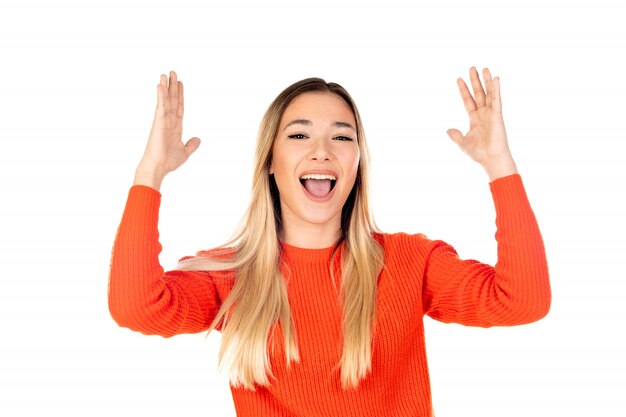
300, 174, 337, 181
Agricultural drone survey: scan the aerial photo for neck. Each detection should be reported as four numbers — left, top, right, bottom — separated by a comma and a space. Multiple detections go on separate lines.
279, 214, 342, 249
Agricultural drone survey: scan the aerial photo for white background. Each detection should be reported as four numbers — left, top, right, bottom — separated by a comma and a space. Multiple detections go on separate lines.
1, 0, 624, 415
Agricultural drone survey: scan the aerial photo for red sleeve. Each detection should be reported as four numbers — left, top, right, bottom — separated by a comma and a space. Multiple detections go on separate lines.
422, 174, 551, 327
107, 185, 221, 337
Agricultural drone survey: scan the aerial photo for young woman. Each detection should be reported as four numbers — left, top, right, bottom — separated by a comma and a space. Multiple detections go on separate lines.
108, 68, 551, 416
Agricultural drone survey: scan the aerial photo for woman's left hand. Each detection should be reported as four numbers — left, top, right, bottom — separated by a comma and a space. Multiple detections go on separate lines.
447, 67, 518, 181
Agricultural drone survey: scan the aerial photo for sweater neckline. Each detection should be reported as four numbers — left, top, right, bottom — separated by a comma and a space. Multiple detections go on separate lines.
279, 240, 341, 262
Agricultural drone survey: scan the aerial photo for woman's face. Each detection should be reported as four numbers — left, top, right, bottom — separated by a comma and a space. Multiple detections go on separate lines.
270, 92, 360, 237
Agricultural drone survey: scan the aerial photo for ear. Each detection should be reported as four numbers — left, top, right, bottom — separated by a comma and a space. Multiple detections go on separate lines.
268, 160, 274, 175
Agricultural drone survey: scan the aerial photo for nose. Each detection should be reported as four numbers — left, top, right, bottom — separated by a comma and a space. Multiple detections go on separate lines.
309, 137, 332, 161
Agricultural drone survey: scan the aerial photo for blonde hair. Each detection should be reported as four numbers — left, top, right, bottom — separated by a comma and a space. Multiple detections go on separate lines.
177, 78, 384, 390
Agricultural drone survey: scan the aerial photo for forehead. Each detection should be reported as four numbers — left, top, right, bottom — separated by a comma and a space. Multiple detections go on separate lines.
280, 92, 355, 127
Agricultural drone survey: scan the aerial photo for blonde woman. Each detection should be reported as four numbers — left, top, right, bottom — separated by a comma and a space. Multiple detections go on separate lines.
108, 68, 551, 416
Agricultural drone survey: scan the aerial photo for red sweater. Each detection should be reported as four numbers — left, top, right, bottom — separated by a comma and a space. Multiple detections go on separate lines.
108, 174, 550, 416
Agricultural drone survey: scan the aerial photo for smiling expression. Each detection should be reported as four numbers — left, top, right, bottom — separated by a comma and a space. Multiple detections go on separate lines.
269, 92, 360, 238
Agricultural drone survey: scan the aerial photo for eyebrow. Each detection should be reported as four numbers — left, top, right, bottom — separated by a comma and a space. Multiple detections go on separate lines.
282, 119, 356, 132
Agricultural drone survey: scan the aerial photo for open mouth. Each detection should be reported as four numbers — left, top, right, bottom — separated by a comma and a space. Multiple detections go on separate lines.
299, 174, 337, 198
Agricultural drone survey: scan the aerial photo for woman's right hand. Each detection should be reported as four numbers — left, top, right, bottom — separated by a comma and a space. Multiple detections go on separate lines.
134, 71, 201, 190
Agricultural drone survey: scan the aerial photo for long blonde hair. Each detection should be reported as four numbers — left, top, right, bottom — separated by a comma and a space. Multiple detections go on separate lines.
177, 78, 384, 390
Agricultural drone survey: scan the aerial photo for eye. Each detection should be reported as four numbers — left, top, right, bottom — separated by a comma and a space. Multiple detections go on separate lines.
334, 136, 354, 141
288, 134, 307, 139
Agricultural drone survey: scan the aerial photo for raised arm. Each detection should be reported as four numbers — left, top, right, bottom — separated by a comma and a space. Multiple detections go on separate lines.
422, 174, 551, 326
108, 71, 219, 337
108, 186, 221, 337
422, 68, 551, 326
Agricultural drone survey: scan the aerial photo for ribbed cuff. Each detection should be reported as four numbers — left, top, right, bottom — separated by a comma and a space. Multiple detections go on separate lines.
123, 185, 162, 234
489, 174, 530, 215
129, 184, 161, 197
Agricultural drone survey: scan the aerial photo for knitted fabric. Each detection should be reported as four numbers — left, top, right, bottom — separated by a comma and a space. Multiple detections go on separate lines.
108, 174, 551, 416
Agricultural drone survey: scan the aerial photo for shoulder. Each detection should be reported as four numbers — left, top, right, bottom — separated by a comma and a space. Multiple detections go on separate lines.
175, 247, 238, 286
373, 232, 456, 261
374, 231, 440, 251
177, 246, 237, 263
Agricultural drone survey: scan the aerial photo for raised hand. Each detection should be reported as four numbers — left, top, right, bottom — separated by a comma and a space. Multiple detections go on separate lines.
446, 67, 517, 181
134, 71, 201, 190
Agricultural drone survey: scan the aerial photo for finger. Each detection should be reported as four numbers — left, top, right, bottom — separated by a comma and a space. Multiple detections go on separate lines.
184, 137, 201, 156
156, 75, 166, 116
177, 81, 184, 118
446, 128, 464, 146
492, 76, 502, 112
457, 78, 477, 113
470, 67, 486, 107
483, 68, 493, 108
161, 73, 170, 116
169, 71, 179, 115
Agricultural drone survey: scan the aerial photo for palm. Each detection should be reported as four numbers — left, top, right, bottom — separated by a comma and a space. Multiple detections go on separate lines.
447, 67, 511, 166
139, 71, 200, 175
